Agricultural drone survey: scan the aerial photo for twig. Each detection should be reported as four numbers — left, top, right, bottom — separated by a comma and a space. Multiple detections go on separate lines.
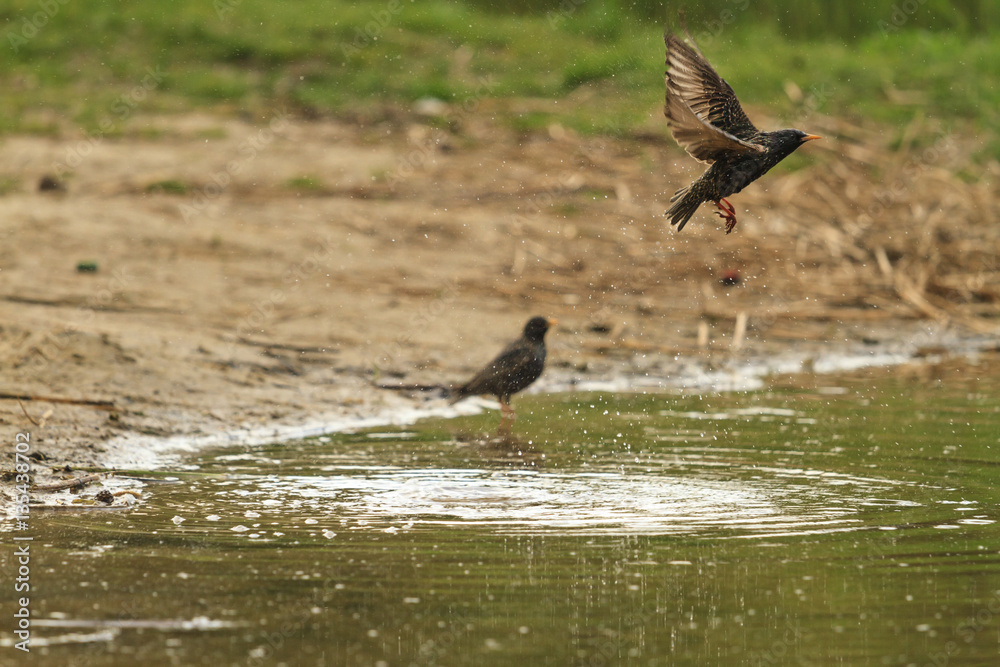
33, 473, 107, 492
733, 312, 747, 351
697, 321, 709, 349
581, 338, 690, 355
228, 337, 338, 354
874, 246, 893, 277
894, 273, 999, 334
0, 392, 115, 410
18, 400, 40, 426
31, 505, 133, 512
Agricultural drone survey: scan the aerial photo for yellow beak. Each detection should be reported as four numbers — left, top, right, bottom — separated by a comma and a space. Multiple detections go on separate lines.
802, 134, 822, 142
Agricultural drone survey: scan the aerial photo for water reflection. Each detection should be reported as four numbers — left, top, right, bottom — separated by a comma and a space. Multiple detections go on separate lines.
4, 364, 1000, 666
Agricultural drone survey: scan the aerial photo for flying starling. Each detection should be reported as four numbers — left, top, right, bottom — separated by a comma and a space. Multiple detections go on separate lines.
663, 32, 821, 233
451, 316, 555, 431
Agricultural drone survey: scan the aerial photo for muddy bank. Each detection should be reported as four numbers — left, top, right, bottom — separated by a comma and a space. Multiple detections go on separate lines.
0, 110, 997, 502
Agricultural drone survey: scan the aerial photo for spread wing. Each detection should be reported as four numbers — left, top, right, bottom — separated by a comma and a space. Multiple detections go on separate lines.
664, 33, 763, 164
666, 33, 759, 139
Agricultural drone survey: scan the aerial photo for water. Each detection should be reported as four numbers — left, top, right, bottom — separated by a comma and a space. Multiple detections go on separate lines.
4, 361, 1000, 665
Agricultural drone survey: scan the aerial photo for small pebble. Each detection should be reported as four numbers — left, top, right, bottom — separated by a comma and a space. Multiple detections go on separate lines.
38, 175, 65, 192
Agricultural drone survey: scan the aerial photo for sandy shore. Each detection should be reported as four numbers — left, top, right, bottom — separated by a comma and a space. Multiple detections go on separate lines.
0, 109, 997, 505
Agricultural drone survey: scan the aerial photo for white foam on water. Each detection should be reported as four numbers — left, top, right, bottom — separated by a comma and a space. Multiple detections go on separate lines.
98, 331, 997, 470
198, 464, 918, 538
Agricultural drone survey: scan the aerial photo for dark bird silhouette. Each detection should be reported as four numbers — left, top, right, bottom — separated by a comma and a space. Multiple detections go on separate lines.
663, 32, 821, 233
451, 316, 555, 432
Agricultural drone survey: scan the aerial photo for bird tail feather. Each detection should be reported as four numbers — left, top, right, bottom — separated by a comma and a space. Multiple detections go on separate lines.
375, 381, 453, 400
665, 186, 702, 231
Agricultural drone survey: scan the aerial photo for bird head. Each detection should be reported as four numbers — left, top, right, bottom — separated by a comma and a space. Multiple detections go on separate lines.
524, 316, 556, 341
765, 129, 822, 159
795, 130, 823, 144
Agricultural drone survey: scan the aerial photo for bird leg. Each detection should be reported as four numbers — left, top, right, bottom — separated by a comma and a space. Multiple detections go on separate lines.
499, 399, 517, 421
497, 399, 516, 435
713, 198, 738, 234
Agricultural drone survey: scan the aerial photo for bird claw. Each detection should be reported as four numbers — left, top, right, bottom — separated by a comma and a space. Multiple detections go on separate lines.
713, 199, 738, 234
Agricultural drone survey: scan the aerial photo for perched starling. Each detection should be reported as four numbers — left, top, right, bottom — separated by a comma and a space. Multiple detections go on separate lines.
663, 32, 821, 233
451, 316, 555, 430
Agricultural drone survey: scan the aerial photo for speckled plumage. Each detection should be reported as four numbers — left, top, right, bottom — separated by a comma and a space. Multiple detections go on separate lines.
451, 316, 555, 430
663, 33, 821, 233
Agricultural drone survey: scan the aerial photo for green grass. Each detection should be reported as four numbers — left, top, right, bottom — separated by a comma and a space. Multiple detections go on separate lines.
285, 176, 325, 193
0, 177, 20, 195
0, 1, 998, 156
143, 179, 190, 195
465, 0, 1000, 38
